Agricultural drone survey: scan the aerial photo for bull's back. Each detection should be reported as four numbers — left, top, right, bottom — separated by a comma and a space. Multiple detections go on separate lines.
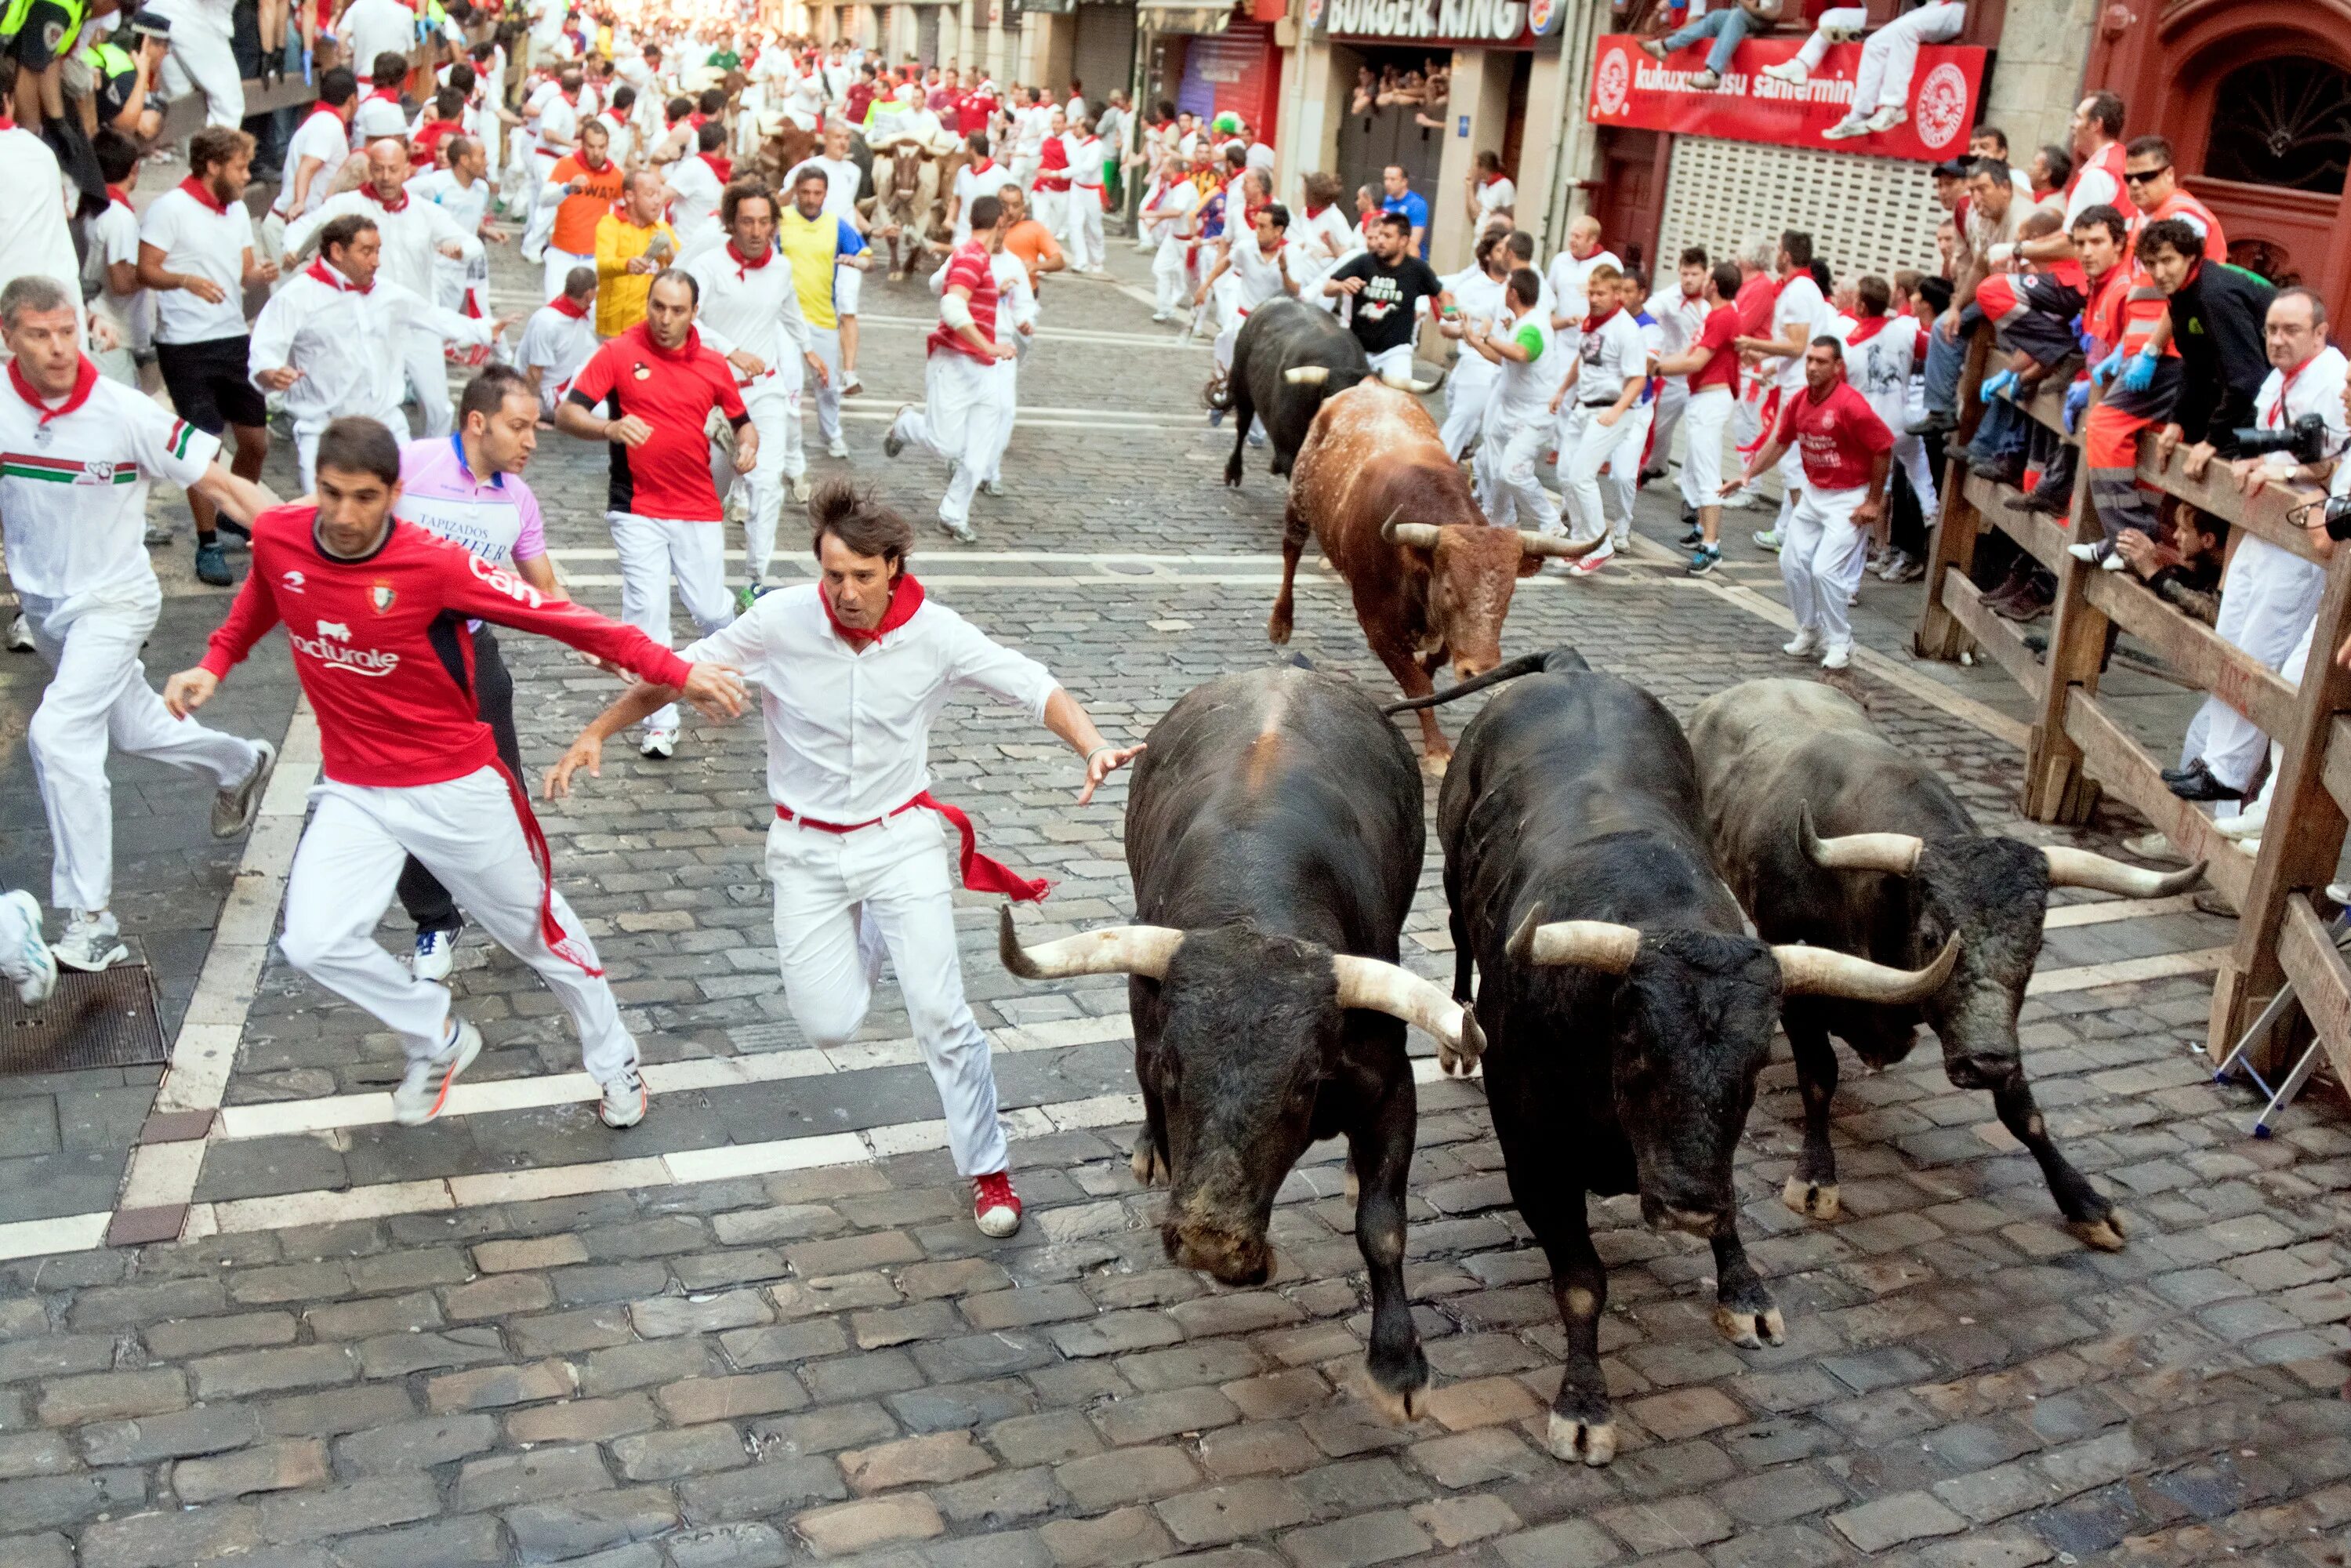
1292, 387, 1460, 569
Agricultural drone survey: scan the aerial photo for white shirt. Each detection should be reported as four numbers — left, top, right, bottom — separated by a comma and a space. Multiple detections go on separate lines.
274, 105, 352, 217
1475, 176, 1515, 220
787, 72, 828, 125
408, 167, 492, 305
535, 93, 579, 160
1770, 272, 1829, 393
1838, 316, 1922, 436
952, 159, 1004, 235
786, 154, 863, 221
1570, 310, 1645, 405
680, 585, 1059, 821
1012, 105, 1049, 158
684, 245, 813, 386
1, 129, 82, 325
285, 187, 484, 301
1145, 180, 1196, 263
666, 154, 727, 255
1230, 238, 1293, 313
0, 371, 217, 601
1545, 245, 1623, 328
2066, 142, 2125, 225
83, 200, 151, 355
351, 93, 410, 149
338, 0, 416, 83
2254, 345, 2351, 472
1491, 310, 1557, 427
1644, 283, 1707, 360
1444, 267, 1507, 385
248, 265, 489, 430
516, 302, 598, 414
1292, 203, 1356, 273
140, 185, 254, 344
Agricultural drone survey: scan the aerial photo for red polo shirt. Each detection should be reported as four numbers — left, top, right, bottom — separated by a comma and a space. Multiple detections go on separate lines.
566, 324, 749, 521
1772, 379, 1896, 492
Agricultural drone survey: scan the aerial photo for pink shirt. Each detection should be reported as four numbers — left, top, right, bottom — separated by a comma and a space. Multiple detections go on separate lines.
394, 434, 548, 568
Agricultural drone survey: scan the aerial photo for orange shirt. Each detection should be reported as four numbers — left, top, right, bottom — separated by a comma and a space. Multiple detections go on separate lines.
1003, 219, 1061, 286
549, 153, 626, 257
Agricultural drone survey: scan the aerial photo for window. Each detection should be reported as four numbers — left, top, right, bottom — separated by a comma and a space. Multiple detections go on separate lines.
2204, 56, 2351, 194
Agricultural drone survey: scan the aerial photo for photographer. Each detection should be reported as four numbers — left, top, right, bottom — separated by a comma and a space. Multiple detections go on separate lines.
2163, 289, 2343, 804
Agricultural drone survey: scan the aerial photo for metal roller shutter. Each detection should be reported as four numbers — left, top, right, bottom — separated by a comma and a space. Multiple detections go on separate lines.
1072, 2, 1137, 110
1657, 137, 1943, 282
917, 5, 941, 64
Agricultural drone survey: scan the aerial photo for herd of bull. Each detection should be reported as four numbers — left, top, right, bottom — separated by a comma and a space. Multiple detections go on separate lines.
997, 653, 2206, 1468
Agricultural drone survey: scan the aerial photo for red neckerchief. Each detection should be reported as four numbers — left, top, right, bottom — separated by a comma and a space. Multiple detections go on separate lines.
1303, 201, 1330, 219
1846, 314, 1892, 343
177, 174, 230, 215
1582, 304, 1621, 334
687, 111, 707, 128
1480, 171, 1504, 187
368, 86, 401, 107
303, 101, 343, 130
550, 294, 590, 319
725, 240, 770, 278
0, 117, 15, 132
105, 183, 132, 210
822, 571, 924, 647
362, 181, 410, 214
2269, 353, 2320, 426
700, 151, 732, 182
307, 258, 373, 294
8, 354, 100, 424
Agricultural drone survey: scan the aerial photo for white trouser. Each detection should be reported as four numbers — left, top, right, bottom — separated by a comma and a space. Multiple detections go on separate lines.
608, 511, 735, 732
1558, 402, 1643, 543
1782, 482, 1872, 648
292, 405, 396, 495
1648, 377, 1689, 478
1603, 401, 1656, 546
1894, 431, 1938, 517
404, 327, 455, 439
1367, 343, 1415, 381
159, 20, 243, 128
1796, 6, 1867, 68
1032, 187, 1065, 239
834, 263, 862, 321
1440, 367, 1496, 461
521, 155, 561, 256
1731, 378, 1768, 495
1772, 443, 1806, 534
892, 350, 1003, 528
1849, 1, 1965, 114
1152, 249, 1190, 317
714, 376, 804, 583
979, 356, 1019, 485
281, 768, 636, 1084
1010, 153, 1039, 191
1480, 418, 1561, 535
2193, 536, 2327, 789
22, 581, 262, 913
1679, 385, 1734, 511
768, 809, 1009, 1178
544, 248, 595, 303
1063, 191, 1104, 271
805, 325, 844, 445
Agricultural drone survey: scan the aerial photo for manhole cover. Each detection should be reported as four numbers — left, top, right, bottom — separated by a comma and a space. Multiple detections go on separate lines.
0, 964, 169, 1076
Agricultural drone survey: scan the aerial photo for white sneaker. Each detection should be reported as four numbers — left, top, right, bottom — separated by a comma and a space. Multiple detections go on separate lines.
1823, 119, 1870, 141
212, 739, 277, 839
2066, 542, 2105, 564
2214, 803, 2270, 840
2099, 550, 2128, 572
790, 473, 812, 503
5, 614, 32, 652
827, 435, 851, 459
1760, 59, 1808, 85
1862, 106, 1908, 134
1783, 627, 1825, 659
412, 926, 458, 982
599, 1068, 648, 1129
840, 371, 863, 396
53, 911, 127, 973
1719, 489, 1758, 510
0, 890, 56, 1005
394, 1017, 481, 1127
1821, 641, 1852, 671
941, 517, 976, 543
1753, 529, 1782, 552
640, 728, 677, 760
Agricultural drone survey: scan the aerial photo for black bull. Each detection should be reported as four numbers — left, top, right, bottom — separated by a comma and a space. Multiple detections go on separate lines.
998, 665, 1481, 1420
1220, 297, 1441, 488
1402, 650, 1956, 1464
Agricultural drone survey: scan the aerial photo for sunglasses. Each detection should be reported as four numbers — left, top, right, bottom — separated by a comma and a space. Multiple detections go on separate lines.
2122, 165, 2171, 184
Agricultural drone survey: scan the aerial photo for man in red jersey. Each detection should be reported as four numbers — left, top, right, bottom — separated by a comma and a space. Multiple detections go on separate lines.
164, 417, 746, 1131
883, 194, 1016, 543
555, 269, 756, 760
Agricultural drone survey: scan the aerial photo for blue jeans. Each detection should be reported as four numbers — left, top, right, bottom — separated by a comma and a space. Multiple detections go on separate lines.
1925, 325, 1963, 418
1660, 8, 1753, 75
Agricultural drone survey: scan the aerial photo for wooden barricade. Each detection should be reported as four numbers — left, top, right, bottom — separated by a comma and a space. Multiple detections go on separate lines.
1915, 387, 2351, 1086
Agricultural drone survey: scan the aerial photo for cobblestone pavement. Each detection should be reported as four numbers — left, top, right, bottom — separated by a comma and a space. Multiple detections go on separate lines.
1, 222, 2346, 1568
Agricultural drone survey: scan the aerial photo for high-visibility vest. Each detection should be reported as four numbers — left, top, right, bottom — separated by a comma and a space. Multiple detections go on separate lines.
2, 0, 85, 49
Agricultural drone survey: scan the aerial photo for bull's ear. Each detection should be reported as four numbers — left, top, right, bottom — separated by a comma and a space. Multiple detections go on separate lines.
1515, 553, 1542, 579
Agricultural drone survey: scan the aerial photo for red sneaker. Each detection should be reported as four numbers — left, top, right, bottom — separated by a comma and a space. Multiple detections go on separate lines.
972, 1171, 1022, 1238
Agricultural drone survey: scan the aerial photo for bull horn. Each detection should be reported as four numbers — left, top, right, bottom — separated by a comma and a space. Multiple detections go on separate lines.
997, 908, 1185, 981
1283, 365, 1332, 387
1380, 514, 1444, 550
2041, 846, 2208, 899
1506, 907, 1642, 974
1517, 530, 1604, 561
1773, 934, 1959, 1002
1377, 366, 1448, 396
1330, 954, 1486, 1074
1799, 801, 1925, 877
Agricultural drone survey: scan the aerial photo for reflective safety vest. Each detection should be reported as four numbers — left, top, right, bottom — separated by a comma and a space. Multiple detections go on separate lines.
1, 0, 84, 48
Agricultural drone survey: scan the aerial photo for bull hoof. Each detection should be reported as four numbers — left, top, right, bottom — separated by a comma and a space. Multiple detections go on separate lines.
1714, 1301, 1787, 1349
888, 269, 905, 282
1266, 613, 1292, 645
2066, 1210, 2128, 1252
1130, 1132, 1167, 1188
1357, 1362, 1428, 1424
1781, 1176, 1841, 1221
1341, 1159, 1359, 1204
1547, 1412, 1616, 1466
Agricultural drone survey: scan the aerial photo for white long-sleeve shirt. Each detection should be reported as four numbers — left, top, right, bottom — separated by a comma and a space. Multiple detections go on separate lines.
680, 584, 1059, 820
284, 187, 484, 302
683, 245, 813, 388
248, 266, 491, 430
666, 155, 727, 257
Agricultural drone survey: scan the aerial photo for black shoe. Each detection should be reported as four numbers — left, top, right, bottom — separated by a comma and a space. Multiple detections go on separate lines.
2165, 760, 2240, 803
1907, 410, 1957, 436
2005, 490, 2066, 517
1678, 525, 1704, 546
1969, 456, 2026, 487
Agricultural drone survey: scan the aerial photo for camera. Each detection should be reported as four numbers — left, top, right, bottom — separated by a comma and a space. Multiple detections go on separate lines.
2322, 492, 2351, 542
2233, 412, 2331, 467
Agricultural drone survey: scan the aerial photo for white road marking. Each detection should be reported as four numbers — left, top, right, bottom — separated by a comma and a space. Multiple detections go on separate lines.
2026, 947, 2228, 996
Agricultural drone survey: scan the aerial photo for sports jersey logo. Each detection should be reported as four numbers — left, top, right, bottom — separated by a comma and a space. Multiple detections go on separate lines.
281, 571, 307, 593
369, 583, 397, 615
288, 626, 400, 675
73, 462, 115, 486
316, 620, 352, 641
466, 550, 546, 608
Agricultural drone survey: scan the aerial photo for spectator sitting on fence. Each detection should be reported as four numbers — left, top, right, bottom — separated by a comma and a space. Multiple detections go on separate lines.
1645, 0, 1803, 94
1961, 208, 2084, 488
2008, 204, 2133, 522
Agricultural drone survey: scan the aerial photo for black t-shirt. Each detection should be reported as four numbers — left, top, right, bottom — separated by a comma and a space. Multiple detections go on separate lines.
1331, 252, 1443, 357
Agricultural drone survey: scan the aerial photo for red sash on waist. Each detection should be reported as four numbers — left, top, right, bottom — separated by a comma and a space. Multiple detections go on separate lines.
775, 792, 1050, 902
1739, 385, 1784, 458
488, 758, 604, 975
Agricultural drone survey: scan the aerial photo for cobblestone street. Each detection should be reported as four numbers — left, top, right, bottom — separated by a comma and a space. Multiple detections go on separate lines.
1, 233, 2347, 1568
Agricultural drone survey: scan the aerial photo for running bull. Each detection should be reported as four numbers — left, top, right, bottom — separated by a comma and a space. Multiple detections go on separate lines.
1268, 383, 1592, 773
1691, 678, 2206, 1250
1405, 650, 1955, 1464
1220, 296, 1441, 486
999, 665, 1479, 1419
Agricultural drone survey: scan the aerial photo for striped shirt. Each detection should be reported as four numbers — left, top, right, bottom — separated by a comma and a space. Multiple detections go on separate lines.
928, 241, 999, 364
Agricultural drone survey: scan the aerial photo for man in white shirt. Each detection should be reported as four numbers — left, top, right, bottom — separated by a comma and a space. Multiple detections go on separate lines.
85, 131, 152, 389
1466, 151, 1515, 233
0, 274, 278, 972
1836, 274, 1930, 571
545, 482, 1144, 1240
517, 265, 599, 416
1547, 264, 1647, 575
518, 69, 586, 262
409, 136, 499, 317
285, 140, 487, 441
249, 215, 504, 492
1545, 215, 1621, 358
338, 0, 419, 89
666, 122, 732, 258
263, 69, 358, 260
1062, 118, 1108, 275
948, 129, 1002, 247
1142, 159, 1199, 324
144, 0, 244, 128
350, 52, 419, 148
1195, 203, 1297, 442
0, 74, 82, 328
1642, 247, 1711, 488
1733, 229, 1830, 552
1010, 88, 1050, 190
685, 184, 826, 598
784, 117, 876, 395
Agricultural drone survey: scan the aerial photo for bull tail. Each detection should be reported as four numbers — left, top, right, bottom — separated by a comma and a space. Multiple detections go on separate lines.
1379, 647, 1589, 715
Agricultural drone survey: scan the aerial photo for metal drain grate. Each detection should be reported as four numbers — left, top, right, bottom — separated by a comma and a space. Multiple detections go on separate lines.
0, 964, 169, 1076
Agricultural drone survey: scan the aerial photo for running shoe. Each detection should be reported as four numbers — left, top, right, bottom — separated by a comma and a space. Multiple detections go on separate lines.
1822, 118, 1870, 141
393, 1017, 481, 1127
1821, 641, 1852, 671
734, 580, 774, 615
828, 436, 850, 459
980, 478, 1003, 496
1686, 546, 1721, 575
1863, 106, 1908, 134
1783, 626, 1825, 659
2065, 541, 2107, 565
0, 890, 56, 1006
1678, 524, 1704, 546
6, 614, 33, 652
1689, 68, 1722, 89
1760, 60, 1808, 85
599, 1067, 648, 1129
883, 407, 914, 459
1752, 529, 1782, 553
53, 911, 127, 973
1567, 540, 1615, 576
941, 517, 976, 543
640, 728, 677, 760
412, 926, 458, 982
972, 1170, 1023, 1237
195, 540, 232, 586
1885, 554, 1926, 584
2121, 830, 2188, 865
791, 474, 812, 503
841, 371, 864, 396
212, 740, 277, 838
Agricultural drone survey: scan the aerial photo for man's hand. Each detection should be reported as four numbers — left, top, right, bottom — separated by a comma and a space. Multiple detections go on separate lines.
992, 339, 1018, 360
437, 240, 466, 260
2230, 455, 2270, 499
256, 366, 303, 392
2154, 423, 2185, 463
1596, 407, 1620, 428
542, 732, 604, 799
2182, 441, 2218, 481
1191, 284, 1207, 306
1938, 307, 1960, 343
727, 349, 767, 378
680, 662, 748, 720
1077, 741, 1147, 804
182, 274, 228, 305
568, 175, 589, 192
89, 318, 121, 354
1334, 275, 1365, 296
163, 667, 219, 719
1853, 497, 1884, 529
248, 256, 280, 285
626, 255, 658, 274
732, 426, 760, 474
2114, 525, 2161, 578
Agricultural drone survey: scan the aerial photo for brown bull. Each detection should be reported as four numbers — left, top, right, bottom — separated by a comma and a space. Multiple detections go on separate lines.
873, 145, 942, 278
753, 124, 821, 190
1266, 383, 1595, 773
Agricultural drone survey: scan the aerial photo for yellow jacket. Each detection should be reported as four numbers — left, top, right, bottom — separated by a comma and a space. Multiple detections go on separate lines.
593, 214, 680, 336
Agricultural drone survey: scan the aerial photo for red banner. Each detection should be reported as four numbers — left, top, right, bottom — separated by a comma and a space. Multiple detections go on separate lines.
1586, 32, 1987, 163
